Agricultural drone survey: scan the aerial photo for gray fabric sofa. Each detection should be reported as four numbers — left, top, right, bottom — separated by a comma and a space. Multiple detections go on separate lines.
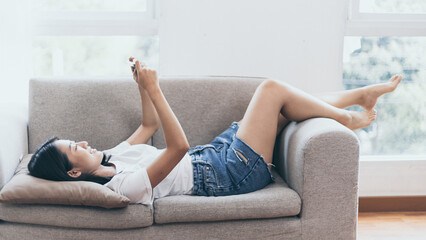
0, 76, 360, 239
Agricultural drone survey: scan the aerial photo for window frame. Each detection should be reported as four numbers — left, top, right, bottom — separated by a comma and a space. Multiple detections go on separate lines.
346, 0, 426, 36
30, 0, 159, 36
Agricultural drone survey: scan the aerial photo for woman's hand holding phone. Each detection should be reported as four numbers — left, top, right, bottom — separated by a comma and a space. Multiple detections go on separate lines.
129, 56, 159, 94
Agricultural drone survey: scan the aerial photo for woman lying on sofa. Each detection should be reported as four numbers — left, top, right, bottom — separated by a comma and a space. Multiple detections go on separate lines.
27, 57, 403, 204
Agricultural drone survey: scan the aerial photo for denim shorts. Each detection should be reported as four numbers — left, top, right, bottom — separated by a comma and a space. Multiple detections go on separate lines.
188, 121, 275, 196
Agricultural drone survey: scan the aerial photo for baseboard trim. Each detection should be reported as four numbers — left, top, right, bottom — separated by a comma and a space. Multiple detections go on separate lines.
359, 196, 426, 212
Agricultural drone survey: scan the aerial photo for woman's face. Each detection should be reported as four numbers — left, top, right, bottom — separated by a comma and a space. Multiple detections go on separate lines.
54, 139, 104, 178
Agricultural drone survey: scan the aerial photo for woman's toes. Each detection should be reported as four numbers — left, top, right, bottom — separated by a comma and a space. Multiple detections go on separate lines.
368, 109, 377, 121
389, 75, 403, 89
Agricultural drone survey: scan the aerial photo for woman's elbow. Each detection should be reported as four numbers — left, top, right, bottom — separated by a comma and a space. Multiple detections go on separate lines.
172, 142, 190, 153
178, 143, 190, 152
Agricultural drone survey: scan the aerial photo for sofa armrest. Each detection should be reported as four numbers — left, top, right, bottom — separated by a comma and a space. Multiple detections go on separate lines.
0, 102, 28, 189
273, 118, 359, 240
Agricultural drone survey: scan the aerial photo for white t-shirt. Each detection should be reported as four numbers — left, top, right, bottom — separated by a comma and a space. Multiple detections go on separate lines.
102, 141, 194, 205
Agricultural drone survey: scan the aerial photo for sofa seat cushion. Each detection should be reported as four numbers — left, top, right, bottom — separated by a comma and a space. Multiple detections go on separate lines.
0, 203, 153, 229
154, 170, 301, 224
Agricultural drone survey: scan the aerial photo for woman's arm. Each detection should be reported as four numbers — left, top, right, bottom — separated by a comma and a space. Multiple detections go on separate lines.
140, 85, 160, 128
134, 60, 190, 188
126, 58, 161, 145
126, 86, 160, 145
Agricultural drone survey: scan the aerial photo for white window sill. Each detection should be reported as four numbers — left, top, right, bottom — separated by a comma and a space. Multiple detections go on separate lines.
358, 155, 426, 197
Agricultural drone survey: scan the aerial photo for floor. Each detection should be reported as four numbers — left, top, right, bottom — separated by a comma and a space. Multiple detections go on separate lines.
358, 211, 426, 240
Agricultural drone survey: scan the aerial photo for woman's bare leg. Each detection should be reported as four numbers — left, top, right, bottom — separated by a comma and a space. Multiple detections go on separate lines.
235, 80, 377, 166
238, 87, 365, 140
255, 74, 403, 136
312, 88, 364, 109
235, 75, 403, 165
239, 113, 292, 136
312, 74, 402, 110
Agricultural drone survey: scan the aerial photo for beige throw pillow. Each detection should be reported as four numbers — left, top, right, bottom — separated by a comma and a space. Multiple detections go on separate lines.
0, 154, 130, 208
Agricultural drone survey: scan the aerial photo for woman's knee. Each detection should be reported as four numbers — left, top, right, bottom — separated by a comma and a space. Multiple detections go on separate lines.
259, 79, 289, 93
258, 79, 289, 102
259, 79, 278, 89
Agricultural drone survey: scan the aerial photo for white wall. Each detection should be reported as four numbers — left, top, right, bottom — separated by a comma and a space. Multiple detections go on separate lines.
0, 0, 32, 105
158, 0, 350, 93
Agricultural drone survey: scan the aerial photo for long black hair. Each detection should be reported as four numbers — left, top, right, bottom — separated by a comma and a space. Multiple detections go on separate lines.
28, 136, 113, 185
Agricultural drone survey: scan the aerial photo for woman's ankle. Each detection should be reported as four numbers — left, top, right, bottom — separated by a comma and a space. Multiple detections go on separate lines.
337, 109, 352, 127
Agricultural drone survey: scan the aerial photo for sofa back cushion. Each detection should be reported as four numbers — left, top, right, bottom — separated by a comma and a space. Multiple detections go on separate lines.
29, 77, 146, 153
151, 76, 265, 148
29, 76, 266, 152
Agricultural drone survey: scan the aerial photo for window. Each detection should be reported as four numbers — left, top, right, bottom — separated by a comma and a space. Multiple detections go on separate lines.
33, 36, 158, 77
30, 0, 159, 77
345, 0, 426, 156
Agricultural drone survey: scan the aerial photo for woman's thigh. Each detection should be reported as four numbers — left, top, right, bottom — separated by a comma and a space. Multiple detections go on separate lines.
236, 80, 284, 165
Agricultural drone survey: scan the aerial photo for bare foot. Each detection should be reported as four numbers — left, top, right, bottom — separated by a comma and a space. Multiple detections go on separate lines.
360, 74, 403, 110
344, 109, 377, 130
